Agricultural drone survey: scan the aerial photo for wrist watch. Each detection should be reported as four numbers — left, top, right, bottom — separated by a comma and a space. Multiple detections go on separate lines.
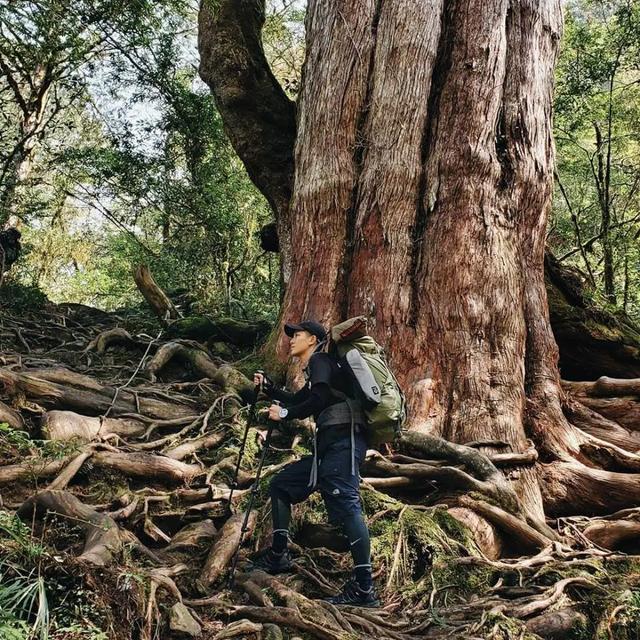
278, 406, 289, 419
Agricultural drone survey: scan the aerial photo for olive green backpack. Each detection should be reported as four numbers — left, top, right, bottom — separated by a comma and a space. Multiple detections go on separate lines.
330, 316, 407, 446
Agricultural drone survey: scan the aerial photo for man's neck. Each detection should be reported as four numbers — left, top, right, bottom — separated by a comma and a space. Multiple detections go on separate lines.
299, 347, 315, 368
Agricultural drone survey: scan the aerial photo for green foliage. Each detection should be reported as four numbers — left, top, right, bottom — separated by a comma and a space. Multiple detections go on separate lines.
0, 422, 81, 465
0, 282, 49, 312
552, 0, 640, 319
0, 511, 50, 640
0, 510, 133, 640
4, 0, 281, 322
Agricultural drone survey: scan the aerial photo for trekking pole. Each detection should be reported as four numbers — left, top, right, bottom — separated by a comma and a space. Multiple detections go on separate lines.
227, 400, 279, 588
227, 370, 263, 512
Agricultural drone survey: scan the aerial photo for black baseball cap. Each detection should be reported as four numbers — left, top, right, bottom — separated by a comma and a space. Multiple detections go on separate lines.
284, 320, 327, 343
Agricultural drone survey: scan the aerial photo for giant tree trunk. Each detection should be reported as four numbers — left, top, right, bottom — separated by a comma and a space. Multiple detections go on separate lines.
276, 0, 566, 519
199, 0, 640, 520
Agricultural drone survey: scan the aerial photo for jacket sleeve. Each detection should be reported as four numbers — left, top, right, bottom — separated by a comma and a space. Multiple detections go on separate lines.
285, 354, 335, 419
285, 384, 332, 420
266, 386, 299, 404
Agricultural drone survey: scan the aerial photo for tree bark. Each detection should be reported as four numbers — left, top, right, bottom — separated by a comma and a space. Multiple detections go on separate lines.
267, 0, 564, 520
197, 0, 296, 287
198, 0, 640, 520
133, 264, 180, 323
17, 490, 122, 566
196, 0, 640, 386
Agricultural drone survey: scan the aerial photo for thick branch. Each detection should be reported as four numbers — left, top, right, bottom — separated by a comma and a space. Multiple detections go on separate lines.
197, 0, 296, 218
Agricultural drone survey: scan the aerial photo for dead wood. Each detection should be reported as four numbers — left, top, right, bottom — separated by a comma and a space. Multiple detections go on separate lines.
0, 399, 24, 429
42, 410, 146, 442
199, 510, 257, 588
85, 327, 137, 354
92, 451, 201, 483
133, 264, 180, 323
0, 367, 195, 420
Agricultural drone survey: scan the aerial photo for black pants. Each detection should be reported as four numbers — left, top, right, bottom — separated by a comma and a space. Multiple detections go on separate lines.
269, 431, 368, 524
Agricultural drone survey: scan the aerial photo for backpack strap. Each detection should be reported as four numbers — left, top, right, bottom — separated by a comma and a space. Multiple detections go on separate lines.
328, 387, 359, 476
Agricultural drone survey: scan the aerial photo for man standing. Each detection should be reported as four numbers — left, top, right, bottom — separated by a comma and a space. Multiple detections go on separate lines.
249, 320, 379, 607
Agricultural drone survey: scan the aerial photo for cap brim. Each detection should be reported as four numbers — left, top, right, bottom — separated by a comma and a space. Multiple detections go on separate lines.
284, 323, 304, 337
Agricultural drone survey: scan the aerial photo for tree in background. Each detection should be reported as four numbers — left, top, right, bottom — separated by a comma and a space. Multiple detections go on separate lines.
0, 0, 159, 222
552, 0, 640, 315
1, 0, 291, 318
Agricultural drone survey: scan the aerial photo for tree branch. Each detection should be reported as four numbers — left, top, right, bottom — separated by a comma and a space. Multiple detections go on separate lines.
197, 0, 296, 219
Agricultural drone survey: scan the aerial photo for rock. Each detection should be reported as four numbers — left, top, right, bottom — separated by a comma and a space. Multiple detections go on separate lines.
169, 602, 202, 637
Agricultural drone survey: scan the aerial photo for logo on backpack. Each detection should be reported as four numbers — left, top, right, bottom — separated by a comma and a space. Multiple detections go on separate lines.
329, 317, 407, 447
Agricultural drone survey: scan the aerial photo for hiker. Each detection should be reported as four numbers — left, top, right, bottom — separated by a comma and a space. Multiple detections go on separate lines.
249, 319, 379, 607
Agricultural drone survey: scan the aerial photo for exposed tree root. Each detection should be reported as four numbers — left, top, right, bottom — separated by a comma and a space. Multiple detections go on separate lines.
84, 327, 138, 354
199, 511, 257, 588
0, 398, 24, 429
4, 303, 640, 639
457, 496, 556, 551
0, 367, 196, 420
42, 409, 146, 442
17, 489, 122, 565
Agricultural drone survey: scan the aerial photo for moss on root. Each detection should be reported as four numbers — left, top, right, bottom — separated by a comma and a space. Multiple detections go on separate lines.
472, 612, 541, 640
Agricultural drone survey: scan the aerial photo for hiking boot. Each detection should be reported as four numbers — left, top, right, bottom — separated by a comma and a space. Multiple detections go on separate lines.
245, 547, 292, 574
324, 579, 380, 607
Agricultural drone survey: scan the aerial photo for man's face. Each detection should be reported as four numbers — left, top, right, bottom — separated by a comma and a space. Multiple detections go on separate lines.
289, 330, 316, 358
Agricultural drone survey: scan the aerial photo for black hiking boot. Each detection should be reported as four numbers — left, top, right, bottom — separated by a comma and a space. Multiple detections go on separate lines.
245, 547, 292, 574
324, 579, 380, 608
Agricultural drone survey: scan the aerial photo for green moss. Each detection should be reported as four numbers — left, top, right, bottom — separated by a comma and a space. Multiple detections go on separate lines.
356, 489, 485, 602
474, 612, 541, 640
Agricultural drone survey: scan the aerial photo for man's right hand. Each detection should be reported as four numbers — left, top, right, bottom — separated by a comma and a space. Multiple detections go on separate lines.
253, 372, 274, 392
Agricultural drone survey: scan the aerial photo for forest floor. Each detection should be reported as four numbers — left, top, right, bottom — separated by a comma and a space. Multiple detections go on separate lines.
1, 289, 640, 640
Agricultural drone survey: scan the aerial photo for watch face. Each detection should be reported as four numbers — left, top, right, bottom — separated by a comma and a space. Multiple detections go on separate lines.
279, 407, 288, 418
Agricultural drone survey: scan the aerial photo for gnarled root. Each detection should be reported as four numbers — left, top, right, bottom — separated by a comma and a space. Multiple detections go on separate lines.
17, 489, 122, 566
42, 410, 146, 442
199, 510, 257, 588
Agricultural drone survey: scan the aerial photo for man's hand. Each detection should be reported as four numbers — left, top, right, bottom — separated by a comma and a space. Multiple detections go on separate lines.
254, 371, 275, 393
266, 403, 283, 421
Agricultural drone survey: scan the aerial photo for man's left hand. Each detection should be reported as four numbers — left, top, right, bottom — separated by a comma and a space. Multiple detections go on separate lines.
267, 404, 282, 421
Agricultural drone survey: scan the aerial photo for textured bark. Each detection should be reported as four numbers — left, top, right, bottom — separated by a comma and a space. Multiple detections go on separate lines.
525, 608, 588, 640
271, 0, 564, 520
540, 461, 640, 516
198, 0, 640, 519
42, 410, 146, 442
0, 399, 24, 430
197, 0, 296, 284
0, 367, 195, 420
199, 510, 256, 587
